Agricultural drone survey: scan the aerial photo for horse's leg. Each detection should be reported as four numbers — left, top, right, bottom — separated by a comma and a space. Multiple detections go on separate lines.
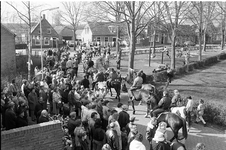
109, 88, 113, 97
169, 128, 178, 142
145, 103, 150, 118
132, 101, 135, 114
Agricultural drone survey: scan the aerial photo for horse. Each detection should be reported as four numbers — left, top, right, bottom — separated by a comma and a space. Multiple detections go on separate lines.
128, 87, 160, 115
171, 106, 189, 131
157, 112, 188, 142
106, 78, 122, 102
94, 81, 108, 98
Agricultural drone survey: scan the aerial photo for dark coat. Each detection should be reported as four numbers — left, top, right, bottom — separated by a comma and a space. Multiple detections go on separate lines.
67, 118, 81, 137
34, 101, 44, 119
80, 79, 90, 89
28, 92, 38, 111
39, 89, 48, 109
118, 111, 130, 129
68, 91, 76, 106
38, 115, 49, 123
5, 109, 17, 130
16, 116, 28, 128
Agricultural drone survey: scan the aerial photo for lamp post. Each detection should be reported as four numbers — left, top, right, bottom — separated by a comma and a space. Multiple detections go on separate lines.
40, 7, 59, 79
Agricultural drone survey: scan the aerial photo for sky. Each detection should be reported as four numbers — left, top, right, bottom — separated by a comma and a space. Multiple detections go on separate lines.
1, 1, 66, 24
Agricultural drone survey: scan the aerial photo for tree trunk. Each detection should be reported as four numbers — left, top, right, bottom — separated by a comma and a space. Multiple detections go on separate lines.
202, 29, 207, 52
128, 18, 136, 70
221, 29, 225, 50
152, 30, 156, 56
73, 28, 76, 51
171, 29, 176, 69
198, 28, 202, 61
198, 2, 203, 61
116, 2, 121, 69
28, 2, 32, 81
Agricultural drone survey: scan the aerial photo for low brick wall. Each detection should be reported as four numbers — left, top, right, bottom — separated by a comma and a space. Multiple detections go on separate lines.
1, 121, 63, 150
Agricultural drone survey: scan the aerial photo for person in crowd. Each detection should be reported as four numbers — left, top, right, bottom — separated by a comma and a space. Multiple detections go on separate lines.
39, 82, 48, 110
185, 96, 194, 129
129, 133, 146, 150
5, 102, 17, 130
102, 143, 112, 150
102, 100, 111, 131
52, 87, 62, 115
91, 118, 106, 150
34, 97, 45, 123
88, 112, 98, 130
16, 107, 28, 128
121, 127, 128, 150
195, 143, 205, 150
21, 79, 27, 96
195, 99, 207, 127
80, 75, 90, 89
118, 104, 130, 131
107, 68, 118, 84
146, 117, 157, 150
106, 122, 120, 150
115, 103, 123, 113
73, 58, 79, 77
170, 89, 183, 108
152, 122, 170, 150
28, 87, 38, 121
68, 112, 80, 150
68, 87, 76, 113
151, 91, 171, 117
125, 116, 136, 136
8, 79, 17, 96
73, 119, 86, 150
130, 71, 143, 101
78, 130, 90, 150
38, 109, 49, 123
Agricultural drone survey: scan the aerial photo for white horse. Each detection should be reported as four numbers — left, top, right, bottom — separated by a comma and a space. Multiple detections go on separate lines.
94, 81, 108, 98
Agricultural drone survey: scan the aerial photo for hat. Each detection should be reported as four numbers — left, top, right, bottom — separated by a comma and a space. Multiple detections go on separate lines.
187, 96, 192, 99
130, 116, 136, 122
122, 104, 128, 111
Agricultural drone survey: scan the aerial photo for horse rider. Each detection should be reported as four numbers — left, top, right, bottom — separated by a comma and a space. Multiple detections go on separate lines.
170, 89, 183, 108
107, 68, 118, 84
151, 91, 171, 117
130, 71, 143, 101
92, 70, 105, 90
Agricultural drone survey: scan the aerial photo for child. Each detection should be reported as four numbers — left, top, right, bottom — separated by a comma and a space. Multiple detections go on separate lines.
195, 99, 207, 127
146, 117, 157, 150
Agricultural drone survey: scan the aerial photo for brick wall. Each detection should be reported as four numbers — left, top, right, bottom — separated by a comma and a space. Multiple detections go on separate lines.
1, 25, 16, 79
1, 121, 64, 150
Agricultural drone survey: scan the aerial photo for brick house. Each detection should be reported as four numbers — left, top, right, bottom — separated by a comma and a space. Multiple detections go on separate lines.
148, 23, 196, 45
31, 14, 59, 48
1, 24, 16, 78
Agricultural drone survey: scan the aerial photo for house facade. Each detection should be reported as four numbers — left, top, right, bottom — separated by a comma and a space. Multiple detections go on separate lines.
81, 22, 128, 47
31, 14, 59, 48
1, 24, 16, 78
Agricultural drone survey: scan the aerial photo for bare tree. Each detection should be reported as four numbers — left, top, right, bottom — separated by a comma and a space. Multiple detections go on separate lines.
6, 2, 34, 81
158, 1, 191, 69
52, 10, 62, 26
217, 2, 226, 50
59, 2, 87, 50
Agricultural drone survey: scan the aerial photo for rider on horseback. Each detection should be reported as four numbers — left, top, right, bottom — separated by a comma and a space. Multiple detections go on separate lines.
130, 70, 143, 101
151, 91, 171, 117
107, 68, 118, 84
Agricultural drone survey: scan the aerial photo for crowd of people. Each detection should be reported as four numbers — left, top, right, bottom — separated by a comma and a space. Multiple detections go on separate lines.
1, 43, 207, 150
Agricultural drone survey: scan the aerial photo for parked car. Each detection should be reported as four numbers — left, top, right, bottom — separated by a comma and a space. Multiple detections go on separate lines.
184, 41, 196, 46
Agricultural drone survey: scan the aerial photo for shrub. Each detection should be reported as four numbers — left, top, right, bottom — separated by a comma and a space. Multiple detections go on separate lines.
203, 56, 218, 66
153, 71, 167, 82
217, 53, 226, 60
203, 102, 226, 127
175, 66, 187, 75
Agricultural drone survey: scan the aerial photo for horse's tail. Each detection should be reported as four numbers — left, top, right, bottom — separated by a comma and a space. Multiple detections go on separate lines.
178, 118, 188, 140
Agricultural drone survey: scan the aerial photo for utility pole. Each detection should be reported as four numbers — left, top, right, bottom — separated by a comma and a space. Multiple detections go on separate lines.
28, 1, 32, 81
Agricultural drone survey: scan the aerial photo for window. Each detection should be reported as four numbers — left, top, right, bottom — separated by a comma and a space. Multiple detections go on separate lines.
35, 36, 40, 45
105, 37, 108, 42
155, 34, 159, 42
44, 37, 50, 45
96, 37, 100, 42
47, 28, 51, 34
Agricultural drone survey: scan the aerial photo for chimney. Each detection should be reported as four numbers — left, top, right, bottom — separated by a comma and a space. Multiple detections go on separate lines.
43, 14, 45, 19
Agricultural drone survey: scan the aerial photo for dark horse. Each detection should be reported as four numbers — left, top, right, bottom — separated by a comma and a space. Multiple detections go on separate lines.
106, 78, 122, 102
128, 88, 160, 115
157, 112, 188, 142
